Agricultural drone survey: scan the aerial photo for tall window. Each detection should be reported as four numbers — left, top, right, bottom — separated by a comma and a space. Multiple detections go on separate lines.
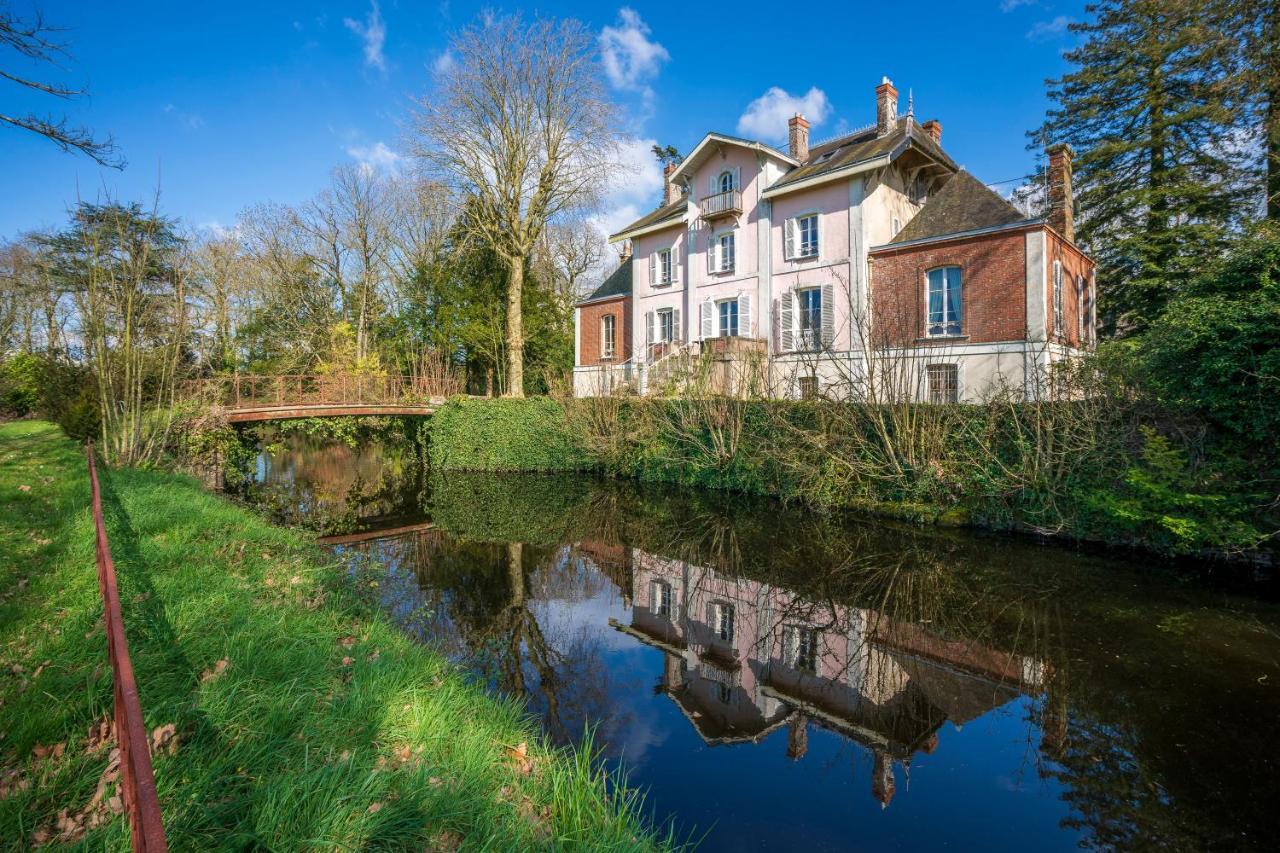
1077, 275, 1086, 341
785, 626, 819, 674
650, 580, 672, 618
798, 214, 818, 258
713, 602, 735, 644
718, 170, 734, 194
1053, 260, 1064, 335
659, 249, 673, 285
717, 299, 739, 337
798, 288, 822, 349
601, 314, 616, 359
657, 307, 675, 343
926, 267, 963, 336
927, 364, 959, 404
713, 232, 735, 273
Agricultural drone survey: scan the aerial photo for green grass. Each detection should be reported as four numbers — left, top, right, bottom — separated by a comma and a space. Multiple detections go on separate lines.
0, 421, 663, 850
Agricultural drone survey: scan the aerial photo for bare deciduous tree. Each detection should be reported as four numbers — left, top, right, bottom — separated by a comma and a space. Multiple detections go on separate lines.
410, 13, 619, 396
1, 6, 121, 167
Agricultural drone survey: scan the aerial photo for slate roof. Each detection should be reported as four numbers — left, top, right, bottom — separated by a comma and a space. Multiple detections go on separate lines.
887, 169, 1033, 245
609, 197, 687, 241
580, 259, 632, 304
608, 116, 959, 240
768, 116, 958, 194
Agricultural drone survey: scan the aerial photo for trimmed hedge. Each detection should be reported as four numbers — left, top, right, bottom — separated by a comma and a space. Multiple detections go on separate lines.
426, 396, 591, 472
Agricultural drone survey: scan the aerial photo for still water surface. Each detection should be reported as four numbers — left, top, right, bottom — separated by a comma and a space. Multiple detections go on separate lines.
246, 434, 1280, 851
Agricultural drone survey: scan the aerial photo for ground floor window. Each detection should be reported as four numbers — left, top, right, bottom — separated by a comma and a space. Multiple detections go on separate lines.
657, 308, 675, 343
650, 580, 672, 618
717, 299, 739, 337
784, 626, 819, 674
798, 375, 818, 400
927, 363, 959, 404
601, 314, 616, 358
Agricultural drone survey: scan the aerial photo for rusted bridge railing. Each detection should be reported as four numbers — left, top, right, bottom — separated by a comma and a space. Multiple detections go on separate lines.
180, 373, 461, 411
86, 442, 168, 852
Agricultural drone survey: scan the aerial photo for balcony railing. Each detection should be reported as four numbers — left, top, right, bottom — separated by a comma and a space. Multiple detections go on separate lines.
699, 189, 742, 220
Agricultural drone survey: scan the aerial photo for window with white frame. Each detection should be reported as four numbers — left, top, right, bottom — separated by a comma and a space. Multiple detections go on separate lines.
712, 602, 735, 644
926, 266, 963, 336
784, 625, 819, 674
927, 363, 959, 404
651, 247, 674, 286
1053, 260, 1064, 336
709, 231, 735, 274
717, 299, 739, 337
786, 213, 819, 260
601, 314, 616, 359
1077, 274, 1086, 341
650, 580, 672, 618
717, 170, 734, 194
657, 307, 675, 343
798, 287, 822, 350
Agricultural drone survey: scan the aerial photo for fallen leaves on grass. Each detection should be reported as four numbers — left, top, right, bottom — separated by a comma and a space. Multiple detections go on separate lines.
428, 829, 465, 851
0, 767, 29, 799
17, 484, 31, 492
31, 742, 65, 762
503, 742, 535, 776
31, 748, 123, 845
367, 801, 383, 814
200, 659, 230, 683
338, 635, 357, 648
150, 723, 178, 757
341, 656, 354, 667
85, 717, 113, 752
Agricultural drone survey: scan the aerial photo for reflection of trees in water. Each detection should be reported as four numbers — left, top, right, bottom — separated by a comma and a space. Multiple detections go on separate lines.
249, 434, 424, 534
317, 468, 1280, 849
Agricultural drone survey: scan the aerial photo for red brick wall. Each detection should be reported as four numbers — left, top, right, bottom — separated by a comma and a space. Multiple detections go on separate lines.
577, 296, 631, 367
1045, 231, 1094, 348
869, 229, 1031, 347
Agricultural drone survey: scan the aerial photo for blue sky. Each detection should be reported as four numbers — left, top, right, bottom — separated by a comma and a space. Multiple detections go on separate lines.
1, 0, 1087, 239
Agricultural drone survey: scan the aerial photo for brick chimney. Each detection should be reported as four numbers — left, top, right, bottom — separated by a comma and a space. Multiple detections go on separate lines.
788, 113, 810, 161
663, 162, 681, 206
876, 77, 898, 137
921, 119, 942, 144
1046, 143, 1075, 243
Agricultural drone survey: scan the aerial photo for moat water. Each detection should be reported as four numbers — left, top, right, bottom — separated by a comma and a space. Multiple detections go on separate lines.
243, 433, 1280, 851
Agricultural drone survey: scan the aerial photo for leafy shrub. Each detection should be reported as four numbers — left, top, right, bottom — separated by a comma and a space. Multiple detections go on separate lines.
427, 397, 590, 472
0, 353, 41, 415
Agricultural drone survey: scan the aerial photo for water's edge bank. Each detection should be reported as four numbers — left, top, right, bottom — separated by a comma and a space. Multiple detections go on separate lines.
422, 397, 1274, 570
0, 420, 666, 849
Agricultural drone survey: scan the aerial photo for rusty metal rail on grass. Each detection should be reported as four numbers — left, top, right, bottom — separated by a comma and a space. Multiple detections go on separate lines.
86, 441, 168, 852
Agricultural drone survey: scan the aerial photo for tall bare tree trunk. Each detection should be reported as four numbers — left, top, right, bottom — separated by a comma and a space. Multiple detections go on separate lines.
505, 256, 525, 397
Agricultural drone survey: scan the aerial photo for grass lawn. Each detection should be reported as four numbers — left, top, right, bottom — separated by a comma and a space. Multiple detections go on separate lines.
0, 420, 662, 850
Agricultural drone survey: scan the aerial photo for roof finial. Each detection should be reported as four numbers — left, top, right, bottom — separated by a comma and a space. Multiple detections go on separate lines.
907, 88, 914, 118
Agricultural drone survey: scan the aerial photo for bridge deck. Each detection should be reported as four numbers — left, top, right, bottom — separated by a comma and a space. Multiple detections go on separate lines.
225, 403, 438, 423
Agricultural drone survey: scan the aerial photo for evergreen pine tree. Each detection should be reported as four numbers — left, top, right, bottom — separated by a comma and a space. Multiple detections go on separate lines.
1229, 0, 1280, 219
1032, 0, 1245, 334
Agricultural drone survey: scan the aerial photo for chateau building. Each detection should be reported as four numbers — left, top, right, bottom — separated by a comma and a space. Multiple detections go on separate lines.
573, 77, 1095, 401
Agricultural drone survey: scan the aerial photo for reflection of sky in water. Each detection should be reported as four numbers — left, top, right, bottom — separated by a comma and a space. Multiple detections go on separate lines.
247, 450, 1280, 853
335, 532, 1083, 851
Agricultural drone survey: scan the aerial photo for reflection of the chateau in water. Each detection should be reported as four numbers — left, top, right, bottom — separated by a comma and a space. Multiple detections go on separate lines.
587, 541, 1051, 808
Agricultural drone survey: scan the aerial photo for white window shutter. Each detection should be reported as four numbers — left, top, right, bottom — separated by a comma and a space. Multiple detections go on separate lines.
815, 213, 822, 259
732, 167, 740, 190
784, 218, 795, 261
707, 236, 716, 274
645, 311, 654, 347
821, 283, 834, 347
674, 244, 681, 284
649, 253, 656, 286
700, 300, 714, 339
738, 293, 751, 337
710, 172, 718, 195
780, 291, 794, 351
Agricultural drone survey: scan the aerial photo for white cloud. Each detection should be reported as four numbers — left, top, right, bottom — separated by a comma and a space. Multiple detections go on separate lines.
344, 1, 387, 71
163, 103, 204, 130
736, 87, 831, 141
346, 141, 402, 174
431, 50, 455, 77
590, 135, 665, 237
1027, 16, 1073, 40
1000, 0, 1037, 11
599, 8, 669, 95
